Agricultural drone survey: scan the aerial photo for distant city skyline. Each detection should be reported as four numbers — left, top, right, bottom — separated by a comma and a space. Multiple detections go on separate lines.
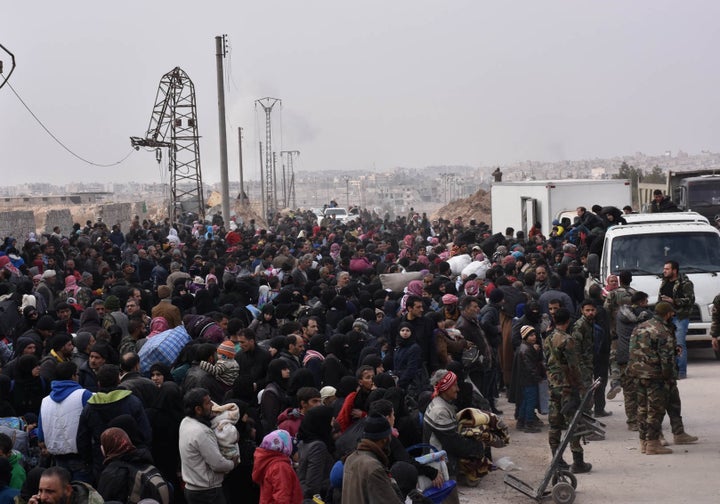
3, 1, 720, 186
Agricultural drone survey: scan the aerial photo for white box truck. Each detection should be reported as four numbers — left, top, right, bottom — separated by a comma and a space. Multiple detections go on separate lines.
587, 220, 720, 358
491, 179, 632, 236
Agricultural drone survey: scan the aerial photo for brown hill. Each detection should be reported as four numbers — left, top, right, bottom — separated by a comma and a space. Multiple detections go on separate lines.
431, 188, 491, 224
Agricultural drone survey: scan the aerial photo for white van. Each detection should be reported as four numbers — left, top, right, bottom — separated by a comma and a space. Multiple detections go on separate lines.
588, 221, 720, 356
622, 212, 709, 225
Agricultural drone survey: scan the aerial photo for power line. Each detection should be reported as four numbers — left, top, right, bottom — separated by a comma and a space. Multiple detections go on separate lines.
3, 78, 134, 167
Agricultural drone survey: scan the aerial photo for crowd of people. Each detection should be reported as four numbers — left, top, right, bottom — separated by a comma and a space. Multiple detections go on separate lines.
0, 201, 700, 504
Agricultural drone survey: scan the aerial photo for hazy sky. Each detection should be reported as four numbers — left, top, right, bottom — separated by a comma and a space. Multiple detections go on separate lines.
3, 1, 720, 186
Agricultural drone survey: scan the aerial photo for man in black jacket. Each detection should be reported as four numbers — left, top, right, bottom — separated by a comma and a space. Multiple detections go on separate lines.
234, 327, 271, 391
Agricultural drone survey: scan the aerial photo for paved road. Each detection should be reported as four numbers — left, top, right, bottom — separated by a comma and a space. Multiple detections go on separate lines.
458, 348, 719, 503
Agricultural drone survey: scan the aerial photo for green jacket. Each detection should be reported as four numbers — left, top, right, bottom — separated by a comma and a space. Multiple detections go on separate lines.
628, 315, 675, 381
8, 451, 25, 491
544, 328, 581, 390
571, 316, 595, 389
659, 273, 695, 320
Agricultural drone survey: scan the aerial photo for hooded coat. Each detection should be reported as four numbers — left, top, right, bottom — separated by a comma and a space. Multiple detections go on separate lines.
252, 448, 302, 504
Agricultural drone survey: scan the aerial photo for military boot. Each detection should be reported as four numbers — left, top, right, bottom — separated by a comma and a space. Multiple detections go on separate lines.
646, 439, 673, 454
640, 439, 647, 454
570, 451, 592, 474
551, 447, 570, 470
673, 432, 698, 444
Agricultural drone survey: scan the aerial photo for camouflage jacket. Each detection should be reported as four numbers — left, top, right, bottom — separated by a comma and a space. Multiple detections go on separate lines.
710, 293, 720, 338
658, 273, 695, 320
543, 328, 581, 390
571, 316, 594, 388
604, 284, 636, 338
627, 315, 675, 380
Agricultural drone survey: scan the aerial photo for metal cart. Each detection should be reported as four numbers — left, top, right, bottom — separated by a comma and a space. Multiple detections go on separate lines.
504, 378, 606, 504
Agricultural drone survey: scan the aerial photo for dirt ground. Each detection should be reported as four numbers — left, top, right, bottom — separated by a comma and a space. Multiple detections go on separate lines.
457, 347, 720, 504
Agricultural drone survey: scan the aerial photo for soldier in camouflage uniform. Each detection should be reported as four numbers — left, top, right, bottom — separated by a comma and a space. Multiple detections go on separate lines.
570, 300, 596, 402
544, 307, 592, 474
658, 260, 695, 378
710, 293, 720, 354
615, 291, 652, 431
604, 270, 636, 399
628, 302, 677, 454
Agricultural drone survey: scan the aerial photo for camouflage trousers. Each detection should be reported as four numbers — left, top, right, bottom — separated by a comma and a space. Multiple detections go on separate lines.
619, 363, 637, 425
662, 380, 686, 436
609, 339, 621, 387
635, 378, 667, 441
548, 387, 582, 454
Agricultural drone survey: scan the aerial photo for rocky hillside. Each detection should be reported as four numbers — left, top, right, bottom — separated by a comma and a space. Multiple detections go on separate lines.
431, 188, 491, 224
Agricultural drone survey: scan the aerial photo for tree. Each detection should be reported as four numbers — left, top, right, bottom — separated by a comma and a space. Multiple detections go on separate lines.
614, 162, 644, 206
644, 165, 665, 184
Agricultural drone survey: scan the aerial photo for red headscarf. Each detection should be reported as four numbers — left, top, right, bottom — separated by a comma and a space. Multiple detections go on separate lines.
100, 427, 136, 462
432, 370, 458, 398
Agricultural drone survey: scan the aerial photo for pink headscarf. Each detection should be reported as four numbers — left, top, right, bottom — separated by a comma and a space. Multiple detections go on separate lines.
64, 275, 80, 296
602, 274, 619, 297
405, 280, 424, 297
148, 317, 170, 337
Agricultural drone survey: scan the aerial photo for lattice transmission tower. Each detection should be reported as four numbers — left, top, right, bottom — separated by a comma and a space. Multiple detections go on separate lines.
131, 67, 204, 223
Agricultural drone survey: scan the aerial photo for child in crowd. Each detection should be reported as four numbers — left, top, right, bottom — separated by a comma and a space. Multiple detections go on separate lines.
200, 340, 240, 389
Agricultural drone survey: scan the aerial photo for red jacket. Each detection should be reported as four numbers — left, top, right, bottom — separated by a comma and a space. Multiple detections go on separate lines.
252, 448, 303, 504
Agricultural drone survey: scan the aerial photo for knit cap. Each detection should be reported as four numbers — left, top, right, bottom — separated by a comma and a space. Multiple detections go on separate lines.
362, 413, 392, 440
520, 325, 536, 340
217, 340, 236, 360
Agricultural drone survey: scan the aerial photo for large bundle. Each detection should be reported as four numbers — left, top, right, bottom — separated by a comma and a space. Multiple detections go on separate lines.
380, 272, 425, 293
139, 325, 191, 374
447, 254, 472, 276
461, 260, 491, 280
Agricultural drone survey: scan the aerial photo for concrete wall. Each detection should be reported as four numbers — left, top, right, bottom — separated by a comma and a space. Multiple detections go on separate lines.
0, 203, 150, 240
42, 209, 74, 235
100, 203, 133, 227
0, 211, 37, 241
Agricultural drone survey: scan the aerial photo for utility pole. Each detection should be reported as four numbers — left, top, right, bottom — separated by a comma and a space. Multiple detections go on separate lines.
255, 97, 281, 221
281, 154, 287, 209
215, 35, 231, 225
272, 151, 278, 210
280, 150, 300, 210
259, 141, 265, 218
238, 127, 247, 201
345, 177, 350, 208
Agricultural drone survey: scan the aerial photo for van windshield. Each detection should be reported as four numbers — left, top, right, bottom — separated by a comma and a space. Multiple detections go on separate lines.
610, 231, 720, 275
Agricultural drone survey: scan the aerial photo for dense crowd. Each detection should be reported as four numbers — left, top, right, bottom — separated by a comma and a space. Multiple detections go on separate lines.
0, 202, 698, 504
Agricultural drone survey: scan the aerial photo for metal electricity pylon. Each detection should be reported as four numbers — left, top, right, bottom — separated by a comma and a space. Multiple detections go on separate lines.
131, 67, 204, 223
255, 97, 281, 220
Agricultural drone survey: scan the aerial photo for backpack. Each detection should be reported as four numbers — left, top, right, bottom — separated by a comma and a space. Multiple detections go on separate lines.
114, 461, 171, 504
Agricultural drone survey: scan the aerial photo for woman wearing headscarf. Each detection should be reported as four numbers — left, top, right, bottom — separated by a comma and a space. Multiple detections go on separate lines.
78, 307, 103, 336
148, 381, 184, 504
11, 355, 47, 416
248, 305, 279, 343
296, 405, 335, 500
72, 332, 95, 370
321, 333, 350, 389
392, 322, 427, 399
259, 360, 290, 435
1, 338, 39, 380
96, 427, 170, 504
252, 429, 302, 504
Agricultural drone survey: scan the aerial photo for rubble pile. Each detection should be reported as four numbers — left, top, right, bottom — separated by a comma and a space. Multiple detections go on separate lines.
431, 188, 491, 224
